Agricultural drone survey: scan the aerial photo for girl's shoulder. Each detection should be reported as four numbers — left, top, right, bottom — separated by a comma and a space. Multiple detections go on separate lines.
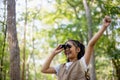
79, 56, 88, 71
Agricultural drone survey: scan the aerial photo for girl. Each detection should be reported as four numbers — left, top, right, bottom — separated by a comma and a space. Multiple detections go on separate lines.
41, 16, 111, 80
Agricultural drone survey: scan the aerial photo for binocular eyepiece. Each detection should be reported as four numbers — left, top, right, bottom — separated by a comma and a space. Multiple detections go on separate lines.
60, 44, 72, 49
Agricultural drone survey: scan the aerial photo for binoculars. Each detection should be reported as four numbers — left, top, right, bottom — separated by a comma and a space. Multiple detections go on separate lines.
60, 44, 72, 49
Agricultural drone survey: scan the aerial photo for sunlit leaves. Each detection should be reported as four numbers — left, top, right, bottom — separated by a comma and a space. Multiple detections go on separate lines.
3, 0, 120, 79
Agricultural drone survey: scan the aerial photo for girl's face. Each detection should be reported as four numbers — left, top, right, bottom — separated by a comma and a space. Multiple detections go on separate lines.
64, 41, 80, 61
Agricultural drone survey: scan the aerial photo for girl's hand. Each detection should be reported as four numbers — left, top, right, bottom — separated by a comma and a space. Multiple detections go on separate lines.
103, 16, 111, 27
41, 45, 63, 74
52, 45, 64, 55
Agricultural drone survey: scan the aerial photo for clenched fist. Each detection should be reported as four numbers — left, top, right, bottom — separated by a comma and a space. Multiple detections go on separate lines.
103, 16, 112, 27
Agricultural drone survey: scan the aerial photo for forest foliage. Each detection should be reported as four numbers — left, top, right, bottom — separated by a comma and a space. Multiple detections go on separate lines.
0, 0, 120, 80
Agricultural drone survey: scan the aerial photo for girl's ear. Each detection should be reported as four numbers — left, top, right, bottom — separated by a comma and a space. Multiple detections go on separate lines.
76, 47, 80, 53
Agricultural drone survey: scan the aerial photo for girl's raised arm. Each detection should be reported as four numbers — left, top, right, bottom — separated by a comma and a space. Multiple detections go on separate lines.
84, 16, 111, 65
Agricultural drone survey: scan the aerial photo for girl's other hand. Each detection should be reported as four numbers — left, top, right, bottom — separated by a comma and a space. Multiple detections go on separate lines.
52, 45, 64, 55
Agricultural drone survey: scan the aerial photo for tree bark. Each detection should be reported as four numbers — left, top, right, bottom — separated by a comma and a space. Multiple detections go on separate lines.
82, 0, 96, 80
7, 0, 20, 80
22, 0, 27, 80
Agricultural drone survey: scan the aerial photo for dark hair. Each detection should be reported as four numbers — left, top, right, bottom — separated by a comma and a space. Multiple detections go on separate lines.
66, 39, 85, 62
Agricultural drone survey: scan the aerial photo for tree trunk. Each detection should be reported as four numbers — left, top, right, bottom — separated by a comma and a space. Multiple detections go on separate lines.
26, 56, 30, 80
22, 0, 27, 80
82, 0, 96, 80
7, 0, 20, 80
32, 19, 37, 80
